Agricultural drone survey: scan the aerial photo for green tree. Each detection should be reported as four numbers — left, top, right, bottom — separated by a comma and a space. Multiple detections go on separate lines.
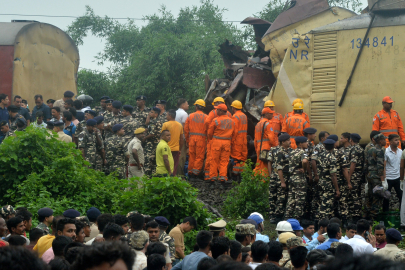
67, 1, 243, 108
77, 69, 114, 102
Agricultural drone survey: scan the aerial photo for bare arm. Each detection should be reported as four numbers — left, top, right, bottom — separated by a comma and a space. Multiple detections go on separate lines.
163, 155, 172, 175
349, 162, 356, 179
175, 246, 185, 259
400, 159, 404, 180
331, 173, 340, 197
277, 170, 287, 189
311, 160, 319, 182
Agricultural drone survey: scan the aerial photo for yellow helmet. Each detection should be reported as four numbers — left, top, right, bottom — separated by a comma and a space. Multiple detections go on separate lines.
231, 100, 242, 110
264, 100, 275, 107
292, 98, 303, 106
212, 97, 225, 105
293, 103, 304, 110
194, 99, 206, 107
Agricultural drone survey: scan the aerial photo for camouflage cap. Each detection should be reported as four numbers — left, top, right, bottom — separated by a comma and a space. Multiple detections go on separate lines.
235, 224, 257, 235
126, 211, 139, 218
394, 250, 405, 263
330, 241, 342, 249
286, 236, 307, 248
130, 230, 149, 250
373, 133, 386, 141
76, 216, 91, 227
1, 205, 15, 218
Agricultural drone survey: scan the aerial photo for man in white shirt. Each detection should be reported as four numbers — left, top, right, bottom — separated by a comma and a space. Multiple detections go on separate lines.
339, 223, 357, 242
175, 98, 189, 126
384, 134, 403, 212
345, 219, 377, 256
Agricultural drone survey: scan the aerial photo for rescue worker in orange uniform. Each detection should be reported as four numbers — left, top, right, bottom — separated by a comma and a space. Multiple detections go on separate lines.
264, 100, 283, 136
204, 97, 232, 180
282, 103, 310, 149
184, 99, 207, 176
372, 96, 405, 148
207, 104, 236, 182
282, 98, 310, 131
230, 100, 248, 177
253, 107, 278, 176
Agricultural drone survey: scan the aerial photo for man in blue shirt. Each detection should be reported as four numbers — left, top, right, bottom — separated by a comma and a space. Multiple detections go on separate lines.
302, 220, 325, 251
172, 230, 212, 270
31, 94, 51, 122
13, 95, 31, 125
248, 213, 269, 243
316, 223, 342, 250
0, 94, 10, 144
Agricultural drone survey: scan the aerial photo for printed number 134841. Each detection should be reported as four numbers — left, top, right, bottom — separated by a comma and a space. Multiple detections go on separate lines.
351, 36, 394, 49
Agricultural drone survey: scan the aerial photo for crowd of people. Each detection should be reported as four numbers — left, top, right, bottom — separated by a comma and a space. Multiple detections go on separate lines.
1, 91, 405, 225
1, 205, 405, 270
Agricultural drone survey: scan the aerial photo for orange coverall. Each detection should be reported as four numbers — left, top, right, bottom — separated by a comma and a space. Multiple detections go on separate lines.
204, 109, 232, 180
231, 111, 248, 175
282, 114, 310, 149
269, 112, 284, 135
282, 111, 310, 131
253, 118, 278, 176
207, 114, 236, 181
184, 110, 207, 176
372, 109, 405, 148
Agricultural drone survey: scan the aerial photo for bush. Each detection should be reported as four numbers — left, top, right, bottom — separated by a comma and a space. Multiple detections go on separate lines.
222, 160, 269, 219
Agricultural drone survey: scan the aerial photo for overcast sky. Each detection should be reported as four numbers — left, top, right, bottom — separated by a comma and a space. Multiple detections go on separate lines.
1, 0, 368, 72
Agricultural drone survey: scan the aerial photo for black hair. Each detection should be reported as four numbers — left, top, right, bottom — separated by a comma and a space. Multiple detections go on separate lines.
52, 106, 61, 113
147, 253, 166, 270
241, 253, 249, 263
73, 100, 83, 110
22, 99, 27, 104
177, 98, 188, 108
152, 107, 161, 114
196, 105, 205, 111
319, 218, 329, 229
335, 243, 353, 260
370, 130, 380, 140
327, 254, 404, 270
146, 242, 166, 256
75, 220, 85, 236
103, 222, 124, 240
374, 224, 386, 232
6, 216, 24, 233
290, 246, 307, 268
16, 120, 25, 128
301, 219, 315, 229
183, 216, 197, 229
325, 143, 334, 150
15, 209, 32, 222
52, 215, 64, 231
388, 134, 400, 141
14, 95, 22, 101
197, 257, 218, 270
68, 107, 77, 118
211, 236, 231, 259
52, 236, 73, 257
64, 242, 85, 264
216, 255, 233, 263
241, 246, 251, 253
65, 99, 74, 106
347, 223, 357, 231
251, 240, 268, 262
329, 217, 342, 226
229, 240, 242, 260
123, 106, 133, 114
49, 258, 70, 270
145, 220, 159, 231
327, 223, 340, 239
128, 213, 145, 230
167, 109, 177, 119
0, 93, 8, 102
341, 132, 351, 140
96, 213, 114, 232
63, 111, 72, 121
144, 216, 154, 224
113, 214, 129, 227
255, 263, 280, 270
70, 241, 134, 270
0, 246, 48, 270
8, 235, 26, 246
235, 233, 246, 243
356, 219, 370, 236
210, 262, 252, 270
35, 111, 44, 118
319, 131, 329, 141
34, 94, 43, 101
197, 230, 213, 250
29, 228, 45, 242
267, 240, 283, 262
56, 218, 76, 234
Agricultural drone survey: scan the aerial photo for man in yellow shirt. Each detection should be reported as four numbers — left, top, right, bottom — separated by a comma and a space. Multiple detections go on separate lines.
33, 215, 63, 257
156, 130, 174, 176
161, 110, 184, 175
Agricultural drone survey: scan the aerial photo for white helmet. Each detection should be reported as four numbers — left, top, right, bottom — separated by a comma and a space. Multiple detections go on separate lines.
275, 221, 293, 232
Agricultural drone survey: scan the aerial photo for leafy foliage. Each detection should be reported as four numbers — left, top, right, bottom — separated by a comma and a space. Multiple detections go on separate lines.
222, 160, 269, 219
77, 69, 114, 102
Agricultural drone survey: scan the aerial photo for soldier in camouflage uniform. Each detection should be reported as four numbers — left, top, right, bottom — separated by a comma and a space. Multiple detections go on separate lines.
303, 128, 317, 219
76, 109, 98, 134
310, 131, 330, 220
154, 100, 168, 126
78, 119, 104, 170
93, 96, 109, 116
285, 136, 309, 220
268, 144, 281, 223
0, 121, 16, 142
155, 216, 175, 262
235, 224, 256, 248
8, 105, 25, 131
105, 124, 128, 179
111, 105, 139, 144
94, 116, 107, 172
271, 134, 292, 223
348, 133, 365, 222
105, 101, 123, 141
102, 99, 114, 139
365, 133, 386, 220
317, 139, 340, 219
36, 207, 53, 235
144, 107, 163, 175
0, 205, 16, 220
132, 95, 151, 127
